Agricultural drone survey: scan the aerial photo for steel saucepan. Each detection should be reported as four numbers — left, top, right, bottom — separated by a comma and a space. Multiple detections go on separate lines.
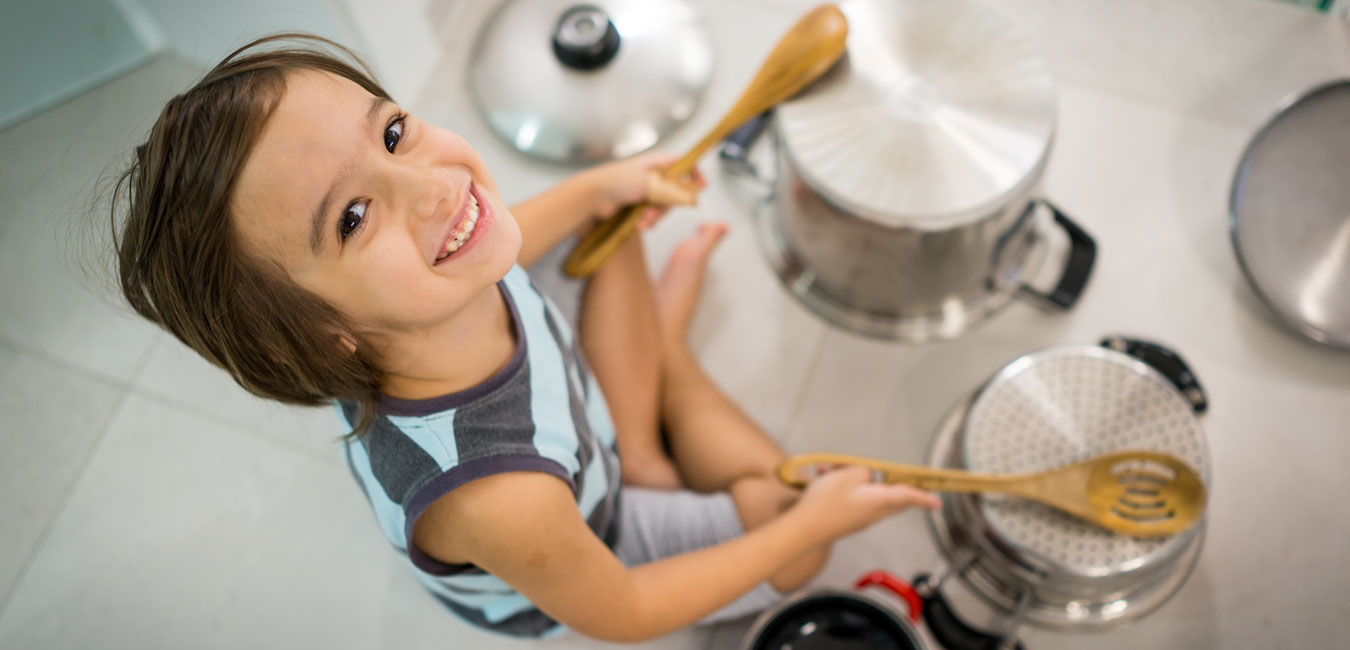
915, 336, 1211, 649
722, 0, 1097, 342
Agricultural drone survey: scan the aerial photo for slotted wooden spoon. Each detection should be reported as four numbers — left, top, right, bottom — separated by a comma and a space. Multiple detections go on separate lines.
562, 4, 849, 277
778, 450, 1206, 538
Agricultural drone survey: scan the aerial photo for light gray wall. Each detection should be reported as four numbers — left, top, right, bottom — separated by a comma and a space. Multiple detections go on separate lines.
0, 0, 162, 130
135, 0, 358, 71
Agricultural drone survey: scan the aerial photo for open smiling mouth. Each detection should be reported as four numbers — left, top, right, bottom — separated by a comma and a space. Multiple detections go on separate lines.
435, 188, 481, 263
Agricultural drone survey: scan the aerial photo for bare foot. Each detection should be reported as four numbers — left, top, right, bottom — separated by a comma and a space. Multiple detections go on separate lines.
655, 222, 728, 345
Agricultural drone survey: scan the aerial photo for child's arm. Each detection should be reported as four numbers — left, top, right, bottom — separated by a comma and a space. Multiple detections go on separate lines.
413, 468, 932, 642
510, 153, 700, 267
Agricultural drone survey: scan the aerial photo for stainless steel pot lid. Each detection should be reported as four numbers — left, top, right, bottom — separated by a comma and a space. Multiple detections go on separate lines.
468, 0, 713, 164
961, 346, 1210, 582
775, 0, 1056, 229
1230, 79, 1350, 348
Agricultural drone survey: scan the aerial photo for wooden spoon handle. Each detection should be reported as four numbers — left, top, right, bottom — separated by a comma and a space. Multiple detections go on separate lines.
562, 203, 644, 277
562, 145, 706, 277
777, 452, 1023, 493
563, 4, 848, 278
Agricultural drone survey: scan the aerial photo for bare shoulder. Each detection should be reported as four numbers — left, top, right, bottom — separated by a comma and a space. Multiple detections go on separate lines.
411, 471, 577, 566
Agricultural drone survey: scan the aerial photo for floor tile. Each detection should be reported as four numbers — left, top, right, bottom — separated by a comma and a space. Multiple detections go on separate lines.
0, 393, 710, 649
132, 335, 349, 460
993, 0, 1350, 129
0, 349, 125, 607
0, 55, 198, 383
721, 0, 1350, 129
0, 394, 393, 649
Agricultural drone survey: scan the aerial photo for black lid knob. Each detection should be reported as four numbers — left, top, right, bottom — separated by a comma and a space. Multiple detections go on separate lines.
552, 5, 620, 71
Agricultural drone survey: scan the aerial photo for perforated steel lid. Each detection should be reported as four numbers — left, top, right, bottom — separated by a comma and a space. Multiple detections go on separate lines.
961, 347, 1210, 579
775, 0, 1056, 229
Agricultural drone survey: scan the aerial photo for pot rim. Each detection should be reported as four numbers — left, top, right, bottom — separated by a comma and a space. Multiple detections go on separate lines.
921, 344, 1210, 629
738, 585, 926, 650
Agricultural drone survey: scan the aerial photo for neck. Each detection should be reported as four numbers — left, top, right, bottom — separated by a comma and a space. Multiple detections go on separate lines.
376, 282, 516, 401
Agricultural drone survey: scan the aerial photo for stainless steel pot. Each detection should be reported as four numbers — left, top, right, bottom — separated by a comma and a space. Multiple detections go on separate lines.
915, 337, 1211, 649
722, 0, 1096, 342
1229, 79, 1350, 349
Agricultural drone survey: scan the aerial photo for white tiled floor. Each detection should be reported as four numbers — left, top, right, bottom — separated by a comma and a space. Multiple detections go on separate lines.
1, 1, 1348, 649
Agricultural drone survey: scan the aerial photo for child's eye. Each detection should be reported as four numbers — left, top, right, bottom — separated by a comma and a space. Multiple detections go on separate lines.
339, 201, 367, 240
384, 115, 405, 153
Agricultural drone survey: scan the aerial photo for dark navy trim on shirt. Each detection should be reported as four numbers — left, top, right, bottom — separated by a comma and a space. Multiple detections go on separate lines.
377, 280, 528, 417
404, 454, 575, 576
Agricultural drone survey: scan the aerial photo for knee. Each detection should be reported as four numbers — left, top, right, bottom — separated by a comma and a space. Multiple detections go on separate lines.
728, 476, 798, 531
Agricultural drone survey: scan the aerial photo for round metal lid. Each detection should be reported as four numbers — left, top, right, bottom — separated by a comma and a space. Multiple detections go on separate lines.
1230, 79, 1350, 349
775, 0, 1056, 229
468, 0, 713, 164
961, 347, 1210, 581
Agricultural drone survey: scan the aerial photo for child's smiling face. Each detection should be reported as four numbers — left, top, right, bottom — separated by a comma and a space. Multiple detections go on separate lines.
233, 70, 521, 337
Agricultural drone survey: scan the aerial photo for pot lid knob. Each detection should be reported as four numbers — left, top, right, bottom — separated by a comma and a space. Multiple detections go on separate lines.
468, 0, 713, 165
552, 6, 621, 70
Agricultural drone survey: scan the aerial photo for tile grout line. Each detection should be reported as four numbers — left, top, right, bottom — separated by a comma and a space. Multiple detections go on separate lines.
776, 325, 831, 452
0, 333, 137, 392
0, 379, 135, 619
126, 336, 344, 463
129, 387, 345, 463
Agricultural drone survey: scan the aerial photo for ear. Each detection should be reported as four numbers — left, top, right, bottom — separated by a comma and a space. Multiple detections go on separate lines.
335, 332, 358, 355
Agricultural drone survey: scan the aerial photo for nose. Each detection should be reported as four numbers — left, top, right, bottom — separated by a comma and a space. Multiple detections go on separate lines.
381, 158, 453, 237
409, 167, 451, 228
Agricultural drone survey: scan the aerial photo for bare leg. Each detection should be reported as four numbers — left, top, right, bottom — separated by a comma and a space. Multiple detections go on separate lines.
580, 231, 682, 490
729, 476, 829, 591
587, 223, 827, 588
654, 223, 789, 493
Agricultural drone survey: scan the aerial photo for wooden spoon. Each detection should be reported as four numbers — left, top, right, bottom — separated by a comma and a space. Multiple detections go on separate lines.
778, 450, 1206, 538
562, 4, 849, 277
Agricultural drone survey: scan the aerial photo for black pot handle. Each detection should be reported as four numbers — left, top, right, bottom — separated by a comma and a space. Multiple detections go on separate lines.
912, 574, 1025, 650
1018, 200, 1096, 311
1100, 336, 1209, 414
718, 109, 774, 177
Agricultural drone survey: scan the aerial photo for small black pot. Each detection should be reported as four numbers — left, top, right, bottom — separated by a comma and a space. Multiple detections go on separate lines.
742, 571, 926, 650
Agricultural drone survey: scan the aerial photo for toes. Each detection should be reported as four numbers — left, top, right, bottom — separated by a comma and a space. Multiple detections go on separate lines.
673, 222, 728, 262
698, 221, 729, 242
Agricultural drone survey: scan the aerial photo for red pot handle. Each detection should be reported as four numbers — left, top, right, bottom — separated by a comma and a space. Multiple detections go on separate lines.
855, 570, 922, 623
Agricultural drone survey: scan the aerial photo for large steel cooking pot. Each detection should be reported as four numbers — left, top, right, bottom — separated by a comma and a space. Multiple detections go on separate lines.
723, 0, 1096, 342
915, 336, 1211, 649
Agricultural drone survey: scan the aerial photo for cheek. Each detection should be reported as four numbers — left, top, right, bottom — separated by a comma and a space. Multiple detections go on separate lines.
315, 240, 466, 328
433, 128, 498, 193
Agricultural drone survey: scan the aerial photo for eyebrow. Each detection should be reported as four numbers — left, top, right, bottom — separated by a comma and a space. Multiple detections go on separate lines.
309, 95, 393, 254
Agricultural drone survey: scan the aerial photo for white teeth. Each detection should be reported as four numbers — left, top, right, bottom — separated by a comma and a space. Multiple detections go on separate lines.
441, 192, 482, 257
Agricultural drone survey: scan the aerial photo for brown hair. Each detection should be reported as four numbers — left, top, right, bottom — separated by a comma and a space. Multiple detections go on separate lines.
110, 33, 391, 437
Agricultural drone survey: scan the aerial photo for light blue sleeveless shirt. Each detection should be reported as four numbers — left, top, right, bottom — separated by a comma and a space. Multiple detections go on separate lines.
337, 265, 622, 638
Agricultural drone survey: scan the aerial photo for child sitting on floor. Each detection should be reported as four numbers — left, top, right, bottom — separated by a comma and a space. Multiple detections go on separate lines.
109, 34, 937, 640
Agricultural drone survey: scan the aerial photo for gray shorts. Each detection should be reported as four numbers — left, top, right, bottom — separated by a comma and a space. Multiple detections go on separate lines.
614, 487, 783, 624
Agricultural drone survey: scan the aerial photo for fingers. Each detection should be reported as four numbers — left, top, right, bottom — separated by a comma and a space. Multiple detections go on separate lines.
645, 172, 699, 207
638, 206, 665, 231
862, 483, 941, 511
636, 151, 681, 169
829, 465, 874, 486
